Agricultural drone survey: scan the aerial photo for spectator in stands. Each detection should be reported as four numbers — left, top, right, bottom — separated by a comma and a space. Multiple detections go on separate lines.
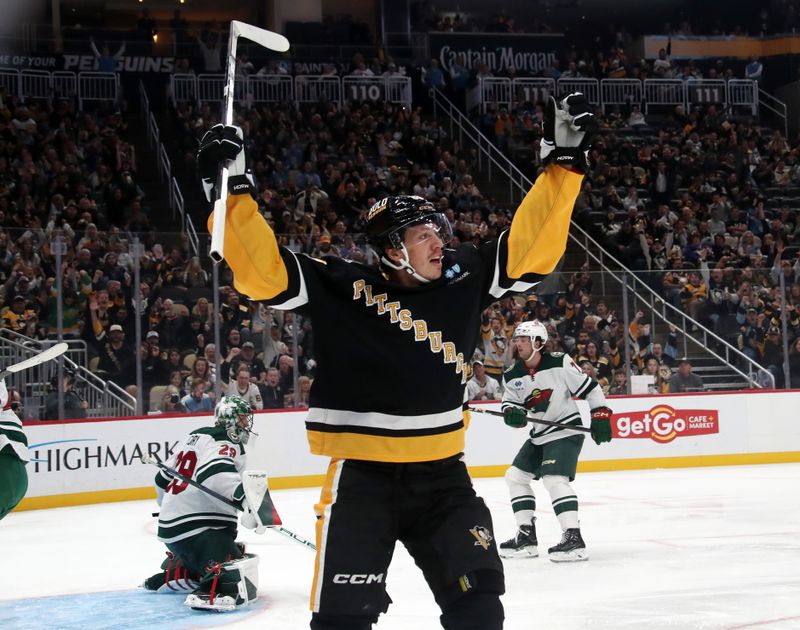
262, 322, 288, 369
191, 27, 222, 72
423, 59, 446, 89
225, 367, 263, 410
159, 385, 188, 414
96, 323, 130, 385
191, 296, 214, 330
608, 369, 628, 395
181, 256, 208, 288
480, 308, 512, 381
44, 371, 88, 420
143, 331, 168, 391
466, 359, 502, 401
231, 340, 266, 382
1, 295, 36, 333
259, 367, 284, 409
183, 356, 214, 396
760, 326, 785, 387
745, 57, 763, 82
181, 378, 214, 413
221, 290, 249, 333
667, 358, 704, 392
789, 338, 800, 388
89, 37, 125, 72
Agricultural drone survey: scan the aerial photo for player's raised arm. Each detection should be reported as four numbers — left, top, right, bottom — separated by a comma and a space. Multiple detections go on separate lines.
198, 124, 290, 301
505, 93, 596, 279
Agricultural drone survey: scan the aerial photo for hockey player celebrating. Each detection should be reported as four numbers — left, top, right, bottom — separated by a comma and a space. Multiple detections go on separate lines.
499, 320, 612, 562
198, 93, 595, 629
0, 378, 28, 521
142, 395, 261, 611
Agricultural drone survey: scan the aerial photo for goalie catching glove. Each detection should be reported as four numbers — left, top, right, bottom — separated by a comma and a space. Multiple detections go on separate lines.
589, 406, 613, 445
540, 92, 597, 173
197, 124, 255, 201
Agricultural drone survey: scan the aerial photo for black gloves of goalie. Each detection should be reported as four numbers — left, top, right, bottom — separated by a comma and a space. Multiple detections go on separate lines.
197, 124, 256, 202
539, 92, 597, 173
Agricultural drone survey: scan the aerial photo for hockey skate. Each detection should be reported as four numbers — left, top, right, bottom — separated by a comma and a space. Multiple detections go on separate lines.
547, 528, 588, 562
499, 519, 538, 558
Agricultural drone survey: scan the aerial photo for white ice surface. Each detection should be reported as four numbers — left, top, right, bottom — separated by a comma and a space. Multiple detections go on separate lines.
1, 464, 799, 630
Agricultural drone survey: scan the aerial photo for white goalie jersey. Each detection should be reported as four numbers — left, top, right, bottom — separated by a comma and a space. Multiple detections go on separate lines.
155, 425, 247, 543
501, 352, 607, 445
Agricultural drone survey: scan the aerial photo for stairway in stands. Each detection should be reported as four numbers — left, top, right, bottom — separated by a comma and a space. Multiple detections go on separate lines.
127, 92, 183, 239
472, 167, 753, 391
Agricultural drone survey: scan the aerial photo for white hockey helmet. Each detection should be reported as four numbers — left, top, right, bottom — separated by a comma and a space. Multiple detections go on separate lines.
513, 320, 548, 346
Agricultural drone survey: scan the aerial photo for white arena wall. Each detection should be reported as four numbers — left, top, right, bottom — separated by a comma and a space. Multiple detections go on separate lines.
16, 389, 800, 511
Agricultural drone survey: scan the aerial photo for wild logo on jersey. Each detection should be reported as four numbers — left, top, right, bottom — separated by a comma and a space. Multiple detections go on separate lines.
524, 388, 553, 414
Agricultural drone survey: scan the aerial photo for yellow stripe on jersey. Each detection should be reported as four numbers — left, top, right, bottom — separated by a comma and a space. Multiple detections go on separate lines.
307, 424, 467, 463
310, 458, 343, 612
505, 165, 584, 278
207, 194, 289, 300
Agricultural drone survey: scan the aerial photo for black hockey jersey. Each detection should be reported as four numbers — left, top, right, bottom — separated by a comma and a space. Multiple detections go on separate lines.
211, 166, 583, 463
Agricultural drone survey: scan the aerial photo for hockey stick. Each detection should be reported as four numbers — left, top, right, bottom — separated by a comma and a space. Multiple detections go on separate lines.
209, 21, 290, 263
0, 342, 69, 380
141, 454, 316, 551
467, 406, 592, 433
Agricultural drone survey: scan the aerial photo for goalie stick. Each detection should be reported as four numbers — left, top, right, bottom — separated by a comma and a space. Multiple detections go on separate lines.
209, 21, 290, 263
467, 406, 591, 433
0, 342, 69, 380
141, 454, 315, 551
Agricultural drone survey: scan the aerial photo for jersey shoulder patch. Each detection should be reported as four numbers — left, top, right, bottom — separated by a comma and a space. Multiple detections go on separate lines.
539, 352, 567, 371
503, 360, 528, 383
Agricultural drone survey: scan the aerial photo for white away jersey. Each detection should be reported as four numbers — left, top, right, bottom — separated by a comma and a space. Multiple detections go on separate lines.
155, 425, 246, 543
501, 352, 606, 445
0, 380, 27, 462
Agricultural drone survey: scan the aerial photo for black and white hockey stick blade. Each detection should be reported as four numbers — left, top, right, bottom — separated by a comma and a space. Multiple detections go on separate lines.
0, 342, 69, 380
231, 21, 290, 52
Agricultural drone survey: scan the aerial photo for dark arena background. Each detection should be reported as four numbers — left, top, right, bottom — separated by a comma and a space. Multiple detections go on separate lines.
0, 1, 799, 628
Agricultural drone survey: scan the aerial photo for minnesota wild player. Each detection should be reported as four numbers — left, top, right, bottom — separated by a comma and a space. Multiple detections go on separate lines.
499, 320, 612, 562
142, 395, 261, 611
0, 378, 27, 521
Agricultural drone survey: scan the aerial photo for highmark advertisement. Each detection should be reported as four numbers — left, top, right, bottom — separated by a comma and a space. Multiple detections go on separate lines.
18, 390, 800, 510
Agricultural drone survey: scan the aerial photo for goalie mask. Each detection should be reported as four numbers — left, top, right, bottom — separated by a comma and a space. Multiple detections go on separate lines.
214, 395, 255, 444
366, 195, 453, 283
513, 320, 548, 359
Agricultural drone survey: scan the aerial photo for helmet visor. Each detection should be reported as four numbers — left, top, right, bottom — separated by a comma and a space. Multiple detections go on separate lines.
388, 213, 453, 249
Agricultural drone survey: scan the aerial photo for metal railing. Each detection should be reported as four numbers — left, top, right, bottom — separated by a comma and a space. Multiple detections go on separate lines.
465, 77, 763, 117
0, 330, 134, 420
170, 73, 412, 108
140, 81, 198, 259
430, 86, 775, 389
0, 68, 119, 106
758, 86, 789, 137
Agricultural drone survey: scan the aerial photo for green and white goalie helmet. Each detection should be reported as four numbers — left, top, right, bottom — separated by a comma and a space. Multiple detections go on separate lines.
215, 395, 255, 444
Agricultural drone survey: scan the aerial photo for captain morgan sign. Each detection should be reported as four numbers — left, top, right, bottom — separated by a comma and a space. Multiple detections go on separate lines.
428, 32, 564, 76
